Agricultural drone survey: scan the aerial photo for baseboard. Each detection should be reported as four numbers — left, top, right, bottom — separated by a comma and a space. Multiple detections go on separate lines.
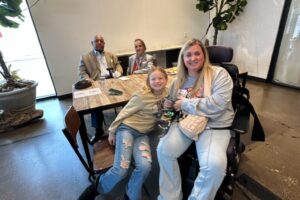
57, 93, 72, 100
36, 95, 57, 102
247, 75, 266, 82
247, 75, 300, 91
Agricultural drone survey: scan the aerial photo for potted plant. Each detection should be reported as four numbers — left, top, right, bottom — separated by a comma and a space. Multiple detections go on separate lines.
196, 0, 248, 45
0, 0, 43, 132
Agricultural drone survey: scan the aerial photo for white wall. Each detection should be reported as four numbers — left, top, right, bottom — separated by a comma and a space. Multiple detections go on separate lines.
28, 0, 206, 96
28, 0, 285, 95
216, 0, 285, 78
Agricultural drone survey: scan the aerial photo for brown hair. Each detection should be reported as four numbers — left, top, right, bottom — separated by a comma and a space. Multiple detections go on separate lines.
134, 38, 147, 51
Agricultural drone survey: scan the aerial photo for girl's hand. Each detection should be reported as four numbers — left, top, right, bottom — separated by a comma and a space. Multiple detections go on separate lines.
108, 133, 115, 146
174, 96, 185, 111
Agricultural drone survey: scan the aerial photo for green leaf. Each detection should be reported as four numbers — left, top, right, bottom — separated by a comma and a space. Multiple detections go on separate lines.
196, 0, 215, 12
223, 13, 233, 22
0, 15, 19, 28
0, 0, 24, 28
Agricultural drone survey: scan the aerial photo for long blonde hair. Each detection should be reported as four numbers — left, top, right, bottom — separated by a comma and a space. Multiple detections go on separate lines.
176, 38, 213, 97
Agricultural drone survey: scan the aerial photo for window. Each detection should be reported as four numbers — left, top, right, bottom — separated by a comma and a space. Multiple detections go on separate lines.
0, 1, 55, 98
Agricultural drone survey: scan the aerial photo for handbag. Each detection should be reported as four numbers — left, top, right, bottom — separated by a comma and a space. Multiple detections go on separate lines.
178, 115, 208, 141
178, 69, 212, 141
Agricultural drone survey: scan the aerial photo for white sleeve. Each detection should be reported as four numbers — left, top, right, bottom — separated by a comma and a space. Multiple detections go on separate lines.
181, 68, 233, 120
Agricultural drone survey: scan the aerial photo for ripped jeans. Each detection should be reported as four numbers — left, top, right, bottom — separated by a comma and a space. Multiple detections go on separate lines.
97, 124, 152, 200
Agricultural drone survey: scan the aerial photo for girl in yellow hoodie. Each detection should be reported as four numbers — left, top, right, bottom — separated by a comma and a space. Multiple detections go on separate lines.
78, 67, 168, 200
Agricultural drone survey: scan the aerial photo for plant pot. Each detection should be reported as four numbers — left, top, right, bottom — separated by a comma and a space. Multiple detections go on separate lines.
0, 81, 38, 112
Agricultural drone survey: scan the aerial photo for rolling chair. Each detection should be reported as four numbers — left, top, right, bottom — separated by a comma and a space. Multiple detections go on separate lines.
179, 45, 265, 200
62, 106, 114, 181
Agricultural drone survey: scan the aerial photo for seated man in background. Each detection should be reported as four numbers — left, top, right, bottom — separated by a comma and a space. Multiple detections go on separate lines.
78, 34, 123, 144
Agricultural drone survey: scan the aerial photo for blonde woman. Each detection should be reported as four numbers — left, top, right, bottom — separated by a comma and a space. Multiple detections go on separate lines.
157, 39, 234, 200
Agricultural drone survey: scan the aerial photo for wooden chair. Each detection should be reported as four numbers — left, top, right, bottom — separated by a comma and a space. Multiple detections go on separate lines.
62, 106, 114, 181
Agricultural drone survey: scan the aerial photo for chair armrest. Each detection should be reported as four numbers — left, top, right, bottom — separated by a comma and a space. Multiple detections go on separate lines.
232, 106, 250, 134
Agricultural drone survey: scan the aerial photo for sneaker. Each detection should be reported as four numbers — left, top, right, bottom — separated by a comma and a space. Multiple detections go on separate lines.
89, 128, 105, 145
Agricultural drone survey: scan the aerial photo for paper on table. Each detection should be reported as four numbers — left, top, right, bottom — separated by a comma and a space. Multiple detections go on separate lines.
73, 88, 101, 98
118, 76, 130, 81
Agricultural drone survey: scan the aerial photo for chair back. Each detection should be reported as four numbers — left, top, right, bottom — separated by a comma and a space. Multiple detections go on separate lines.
62, 105, 115, 177
62, 106, 90, 173
206, 45, 233, 64
63, 106, 81, 147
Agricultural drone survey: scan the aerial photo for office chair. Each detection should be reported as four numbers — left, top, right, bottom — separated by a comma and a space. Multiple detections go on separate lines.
62, 106, 114, 181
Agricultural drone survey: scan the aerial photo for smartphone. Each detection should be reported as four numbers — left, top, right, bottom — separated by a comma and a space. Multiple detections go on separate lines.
109, 88, 123, 95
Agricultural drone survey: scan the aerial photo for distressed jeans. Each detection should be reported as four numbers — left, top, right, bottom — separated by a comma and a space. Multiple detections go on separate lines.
157, 123, 231, 200
97, 124, 152, 200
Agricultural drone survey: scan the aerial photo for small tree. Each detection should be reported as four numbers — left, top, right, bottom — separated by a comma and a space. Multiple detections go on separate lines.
196, 0, 248, 45
0, 0, 25, 91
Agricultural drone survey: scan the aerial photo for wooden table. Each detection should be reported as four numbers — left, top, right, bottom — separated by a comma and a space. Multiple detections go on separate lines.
73, 72, 176, 113
74, 74, 148, 113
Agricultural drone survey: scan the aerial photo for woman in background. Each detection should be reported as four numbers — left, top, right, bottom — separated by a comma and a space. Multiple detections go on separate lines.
127, 39, 154, 74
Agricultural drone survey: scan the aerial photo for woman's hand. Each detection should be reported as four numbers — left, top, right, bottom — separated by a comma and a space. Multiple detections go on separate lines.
174, 96, 185, 111
164, 98, 174, 109
108, 133, 115, 146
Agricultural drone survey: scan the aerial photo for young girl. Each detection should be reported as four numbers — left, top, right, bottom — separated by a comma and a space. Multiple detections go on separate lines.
157, 39, 234, 200
79, 67, 168, 200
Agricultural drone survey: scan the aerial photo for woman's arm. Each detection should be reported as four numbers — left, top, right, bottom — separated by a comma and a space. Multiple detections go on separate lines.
181, 67, 233, 119
146, 54, 154, 69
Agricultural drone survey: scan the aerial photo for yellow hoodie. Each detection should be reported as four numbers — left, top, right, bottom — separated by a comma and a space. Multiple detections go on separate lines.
108, 88, 168, 135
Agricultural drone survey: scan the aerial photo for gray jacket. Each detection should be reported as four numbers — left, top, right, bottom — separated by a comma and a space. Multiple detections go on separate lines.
127, 53, 154, 75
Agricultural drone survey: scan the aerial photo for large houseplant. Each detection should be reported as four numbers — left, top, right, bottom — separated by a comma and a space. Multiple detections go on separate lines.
196, 0, 248, 45
0, 0, 25, 91
0, 0, 43, 132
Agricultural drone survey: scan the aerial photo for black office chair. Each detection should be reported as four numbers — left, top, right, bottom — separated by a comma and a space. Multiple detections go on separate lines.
179, 45, 265, 200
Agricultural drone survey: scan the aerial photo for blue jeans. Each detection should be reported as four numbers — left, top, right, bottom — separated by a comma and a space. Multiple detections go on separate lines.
157, 123, 231, 200
97, 124, 152, 200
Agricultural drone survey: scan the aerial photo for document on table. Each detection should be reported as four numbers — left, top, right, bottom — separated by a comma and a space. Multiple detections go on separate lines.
118, 76, 130, 81
73, 88, 101, 98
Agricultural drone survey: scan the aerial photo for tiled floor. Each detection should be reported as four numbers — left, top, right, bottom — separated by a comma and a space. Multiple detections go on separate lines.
0, 80, 299, 200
